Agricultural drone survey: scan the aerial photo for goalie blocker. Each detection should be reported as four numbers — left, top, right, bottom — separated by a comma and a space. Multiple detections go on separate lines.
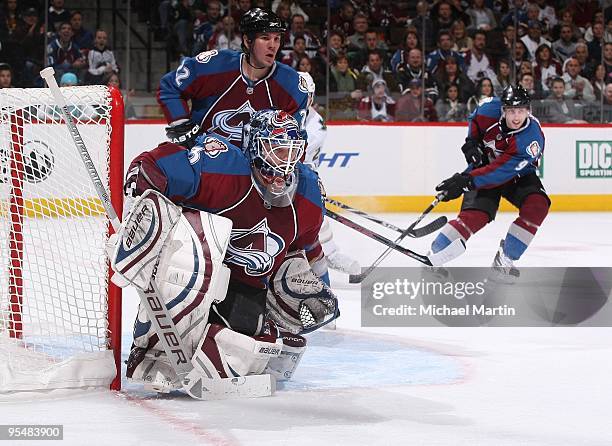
108, 190, 338, 396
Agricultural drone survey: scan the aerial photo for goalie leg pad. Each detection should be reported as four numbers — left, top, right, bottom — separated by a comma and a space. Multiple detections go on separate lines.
267, 251, 339, 334
191, 322, 282, 379
264, 332, 307, 381
123, 200, 233, 355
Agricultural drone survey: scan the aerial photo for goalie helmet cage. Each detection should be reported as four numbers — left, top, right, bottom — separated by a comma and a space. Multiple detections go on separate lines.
0, 85, 123, 393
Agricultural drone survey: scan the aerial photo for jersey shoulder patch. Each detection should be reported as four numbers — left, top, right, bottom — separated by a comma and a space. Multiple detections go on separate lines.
514, 119, 545, 159
190, 133, 251, 175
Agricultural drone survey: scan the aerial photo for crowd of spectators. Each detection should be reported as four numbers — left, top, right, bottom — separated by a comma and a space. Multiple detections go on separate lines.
1, 0, 612, 123
0, 0, 120, 90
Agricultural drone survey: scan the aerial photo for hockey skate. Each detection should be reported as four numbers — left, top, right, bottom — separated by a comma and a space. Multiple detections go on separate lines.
490, 240, 520, 284
126, 345, 182, 393
326, 251, 360, 275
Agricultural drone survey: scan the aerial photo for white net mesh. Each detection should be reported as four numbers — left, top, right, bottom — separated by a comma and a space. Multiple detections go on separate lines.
0, 86, 119, 392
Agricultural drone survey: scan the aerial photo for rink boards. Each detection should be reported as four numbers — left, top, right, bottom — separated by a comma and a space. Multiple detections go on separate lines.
123, 122, 612, 212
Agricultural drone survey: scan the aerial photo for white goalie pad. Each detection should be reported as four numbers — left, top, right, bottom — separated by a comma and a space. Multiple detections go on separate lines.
267, 251, 339, 334
109, 190, 234, 353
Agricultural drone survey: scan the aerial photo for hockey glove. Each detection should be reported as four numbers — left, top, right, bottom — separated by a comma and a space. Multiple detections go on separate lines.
461, 138, 483, 166
436, 173, 474, 202
165, 119, 201, 148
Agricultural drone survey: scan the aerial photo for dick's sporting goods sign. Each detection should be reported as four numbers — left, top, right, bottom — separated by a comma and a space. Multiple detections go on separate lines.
576, 141, 612, 178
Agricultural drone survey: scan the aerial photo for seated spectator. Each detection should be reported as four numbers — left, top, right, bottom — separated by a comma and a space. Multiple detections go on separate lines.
464, 30, 496, 84
327, 30, 346, 64
192, 0, 222, 55
450, 20, 472, 53
535, 0, 557, 31
552, 24, 577, 63
574, 42, 599, 79
0, 63, 13, 88
282, 14, 320, 60
352, 30, 389, 70
282, 35, 307, 69
409, 1, 436, 52
12, 7, 45, 87
592, 64, 607, 101
519, 72, 544, 100
604, 42, 612, 84
583, 11, 605, 42
355, 50, 398, 93
395, 78, 437, 122
274, 1, 291, 26
533, 44, 562, 97
48, 0, 71, 34
426, 31, 465, 75
512, 40, 530, 74
436, 84, 468, 122
346, 12, 369, 54
231, 0, 252, 25
47, 22, 87, 81
493, 59, 512, 95
3, 0, 19, 37
431, 1, 459, 37
434, 56, 474, 103
271, 0, 308, 22
370, 0, 408, 29
520, 20, 551, 60
207, 15, 241, 51
106, 73, 137, 119
467, 77, 495, 113
390, 29, 420, 73
395, 48, 439, 102
563, 57, 596, 102
170, 0, 194, 58
551, 9, 582, 42
329, 1, 355, 38
466, 0, 497, 32
501, 0, 528, 29
85, 30, 118, 85
357, 78, 395, 122
330, 53, 359, 93
587, 22, 605, 63
71, 11, 94, 51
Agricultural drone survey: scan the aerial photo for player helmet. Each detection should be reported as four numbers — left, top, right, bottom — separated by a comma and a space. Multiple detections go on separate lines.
501, 84, 531, 107
239, 8, 286, 37
243, 109, 305, 185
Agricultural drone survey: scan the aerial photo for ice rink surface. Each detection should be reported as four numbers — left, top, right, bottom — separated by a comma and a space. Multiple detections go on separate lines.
2, 212, 611, 446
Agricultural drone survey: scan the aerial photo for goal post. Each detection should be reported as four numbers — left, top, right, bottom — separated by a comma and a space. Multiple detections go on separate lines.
0, 85, 123, 393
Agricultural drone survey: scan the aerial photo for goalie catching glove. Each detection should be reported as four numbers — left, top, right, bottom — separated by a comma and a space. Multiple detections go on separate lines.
266, 251, 340, 334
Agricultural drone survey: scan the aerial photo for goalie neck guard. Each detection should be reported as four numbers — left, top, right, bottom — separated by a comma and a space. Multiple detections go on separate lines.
243, 109, 305, 208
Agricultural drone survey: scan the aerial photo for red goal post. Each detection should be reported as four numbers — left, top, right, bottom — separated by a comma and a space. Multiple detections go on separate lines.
0, 85, 123, 393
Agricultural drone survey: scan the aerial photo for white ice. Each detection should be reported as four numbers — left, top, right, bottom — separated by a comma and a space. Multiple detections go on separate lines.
2, 212, 611, 446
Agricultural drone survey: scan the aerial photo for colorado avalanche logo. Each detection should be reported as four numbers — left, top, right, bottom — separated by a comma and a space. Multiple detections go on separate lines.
211, 100, 256, 143
225, 218, 285, 276
526, 141, 540, 158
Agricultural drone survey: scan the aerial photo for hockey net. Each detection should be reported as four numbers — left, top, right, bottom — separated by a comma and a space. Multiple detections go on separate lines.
0, 85, 123, 393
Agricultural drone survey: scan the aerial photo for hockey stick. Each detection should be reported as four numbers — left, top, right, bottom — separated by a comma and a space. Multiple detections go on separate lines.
347, 194, 444, 284
40, 68, 274, 400
325, 198, 447, 238
324, 208, 432, 266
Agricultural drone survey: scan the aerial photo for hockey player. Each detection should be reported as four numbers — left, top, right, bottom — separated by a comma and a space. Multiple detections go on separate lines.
113, 109, 339, 393
431, 84, 550, 276
157, 8, 309, 149
299, 72, 360, 276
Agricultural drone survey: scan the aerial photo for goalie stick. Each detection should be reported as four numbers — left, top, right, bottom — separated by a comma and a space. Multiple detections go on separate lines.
348, 194, 444, 284
325, 198, 447, 238
40, 67, 274, 400
324, 208, 432, 266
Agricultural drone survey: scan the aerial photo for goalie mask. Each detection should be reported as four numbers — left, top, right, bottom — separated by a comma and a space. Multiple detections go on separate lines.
243, 109, 305, 207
